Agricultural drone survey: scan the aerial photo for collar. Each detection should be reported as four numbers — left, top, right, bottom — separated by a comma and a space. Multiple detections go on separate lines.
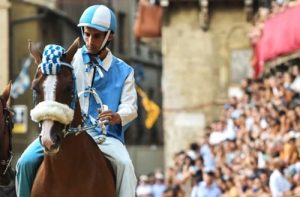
202, 181, 216, 189
81, 46, 112, 72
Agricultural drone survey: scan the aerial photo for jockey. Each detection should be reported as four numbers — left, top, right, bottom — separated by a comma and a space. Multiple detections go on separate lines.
74, 4, 138, 196
15, 5, 138, 197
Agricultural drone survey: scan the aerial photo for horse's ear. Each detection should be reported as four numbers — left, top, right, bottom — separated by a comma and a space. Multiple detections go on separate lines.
28, 40, 42, 65
65, 37, 80, 63
2, 81, 12, 103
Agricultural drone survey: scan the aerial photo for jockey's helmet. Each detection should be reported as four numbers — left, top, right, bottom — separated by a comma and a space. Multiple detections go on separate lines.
78, 5, 117, 33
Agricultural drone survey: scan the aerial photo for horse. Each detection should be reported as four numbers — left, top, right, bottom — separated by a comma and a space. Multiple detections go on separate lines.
0, 83, 16, 197
28, 38, 115, 197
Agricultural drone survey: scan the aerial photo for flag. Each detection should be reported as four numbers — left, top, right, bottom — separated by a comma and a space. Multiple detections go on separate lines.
11, 57, 32, 99
136, 85, 160, 129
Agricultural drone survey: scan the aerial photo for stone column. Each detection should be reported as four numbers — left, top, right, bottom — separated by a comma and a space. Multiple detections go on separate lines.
162, 4, 250, 167
0, 0, 10, 88
162, 5, 219, 167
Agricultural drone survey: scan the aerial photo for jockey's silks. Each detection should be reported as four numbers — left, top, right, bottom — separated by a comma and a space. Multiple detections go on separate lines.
72, 48, 134, 144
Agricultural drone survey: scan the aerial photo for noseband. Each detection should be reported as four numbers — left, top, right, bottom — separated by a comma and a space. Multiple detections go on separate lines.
0, 96, 13, 176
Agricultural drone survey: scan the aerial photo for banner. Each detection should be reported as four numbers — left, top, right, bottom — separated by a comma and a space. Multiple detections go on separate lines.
11, 57, 32, 99
136, 85, 160, 129
254, 5, 300, 77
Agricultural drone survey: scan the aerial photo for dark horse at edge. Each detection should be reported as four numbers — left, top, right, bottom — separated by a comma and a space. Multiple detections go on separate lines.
0, 82, 16, 197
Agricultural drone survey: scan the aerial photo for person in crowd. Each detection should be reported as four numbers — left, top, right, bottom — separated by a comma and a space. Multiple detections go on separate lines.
269, 158, 292, 197
191, 169, 222, 197
152, 172, 166, 197
136, 175, 153, 197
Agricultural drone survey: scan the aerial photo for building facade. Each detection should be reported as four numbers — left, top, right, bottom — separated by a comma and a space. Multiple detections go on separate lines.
162, 0, 252, 166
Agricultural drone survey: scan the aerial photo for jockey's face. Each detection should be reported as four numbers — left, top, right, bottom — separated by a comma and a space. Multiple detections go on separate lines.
83, 26, 112, 54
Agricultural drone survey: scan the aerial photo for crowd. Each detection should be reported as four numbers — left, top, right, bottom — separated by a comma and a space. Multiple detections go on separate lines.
248, 0, 300, 45
134, 0, 300, 196
136, 60, 300, 197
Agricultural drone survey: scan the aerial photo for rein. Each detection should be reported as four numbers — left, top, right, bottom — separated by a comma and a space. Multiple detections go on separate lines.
62, 88, 107, 144
0, 96, 13, 176
62, 120, 107, 144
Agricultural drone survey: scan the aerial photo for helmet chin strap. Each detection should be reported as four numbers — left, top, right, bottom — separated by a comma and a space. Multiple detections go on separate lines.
98, 30, 111, 52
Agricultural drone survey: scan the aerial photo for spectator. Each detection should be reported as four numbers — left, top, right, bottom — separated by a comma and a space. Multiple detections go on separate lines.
192, 156, 204, 186
152, 172, 166, 197
191, 170, 222, 197
136, 175, 152, 197
269, 158, 291, 197
162, 187, 174, 197
199, 132, 216, 171
162, 185, 184, 197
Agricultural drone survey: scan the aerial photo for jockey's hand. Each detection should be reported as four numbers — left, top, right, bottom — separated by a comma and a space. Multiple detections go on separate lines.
97, 109, 121, 125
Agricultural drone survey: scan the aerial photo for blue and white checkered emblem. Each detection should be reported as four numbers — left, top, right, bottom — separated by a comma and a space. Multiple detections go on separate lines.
40, 44, 66, 75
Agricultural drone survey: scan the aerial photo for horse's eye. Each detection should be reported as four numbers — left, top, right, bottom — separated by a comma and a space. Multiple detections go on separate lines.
65, 85, 72, 94
32, 86, 40, 94
31, 80, 41, 94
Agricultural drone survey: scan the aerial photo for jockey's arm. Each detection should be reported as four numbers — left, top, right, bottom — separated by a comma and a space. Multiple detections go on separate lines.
98, 70, 137, 126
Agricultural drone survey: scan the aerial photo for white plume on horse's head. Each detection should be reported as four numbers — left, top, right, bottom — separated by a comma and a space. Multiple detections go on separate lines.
30, 101, 74, 125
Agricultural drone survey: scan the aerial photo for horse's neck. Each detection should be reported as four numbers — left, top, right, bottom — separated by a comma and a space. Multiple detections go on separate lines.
43, 132, 98, 167
0, 127, 13, 186
0, 113, 10, 163
43, 100, 99, 171
0, 98, 7, 152
0, 135, 10, 161
40, 132, 101, 184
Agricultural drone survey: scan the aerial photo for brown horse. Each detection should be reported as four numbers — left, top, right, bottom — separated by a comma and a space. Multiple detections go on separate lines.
0, 83, 16, 197
28, 38, 115, 197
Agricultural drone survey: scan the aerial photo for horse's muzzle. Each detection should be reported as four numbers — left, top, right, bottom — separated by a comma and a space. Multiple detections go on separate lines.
39, 134, 61, 155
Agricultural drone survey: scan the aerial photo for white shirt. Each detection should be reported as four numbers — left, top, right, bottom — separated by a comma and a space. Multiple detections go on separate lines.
136, 183, 152, 196
209, 131, 225, 145
269, 169, 291, 197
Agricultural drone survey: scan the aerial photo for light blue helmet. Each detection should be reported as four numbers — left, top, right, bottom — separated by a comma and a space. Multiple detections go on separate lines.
78, 5, 117, 33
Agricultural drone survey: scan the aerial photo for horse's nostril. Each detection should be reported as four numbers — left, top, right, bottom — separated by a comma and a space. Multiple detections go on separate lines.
52, 134, 61, 145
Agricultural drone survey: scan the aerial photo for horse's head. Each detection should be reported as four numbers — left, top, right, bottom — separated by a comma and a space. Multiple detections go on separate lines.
29, 38, 82, 155
0, 82, 14, 185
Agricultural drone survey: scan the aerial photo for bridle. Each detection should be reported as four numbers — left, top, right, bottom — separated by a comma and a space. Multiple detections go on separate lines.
32, 61, 107, 148
0, 96, 13, 176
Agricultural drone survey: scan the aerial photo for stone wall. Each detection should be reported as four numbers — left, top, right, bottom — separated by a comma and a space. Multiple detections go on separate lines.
0, 0, 10, 88
162, 4, 251, 167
